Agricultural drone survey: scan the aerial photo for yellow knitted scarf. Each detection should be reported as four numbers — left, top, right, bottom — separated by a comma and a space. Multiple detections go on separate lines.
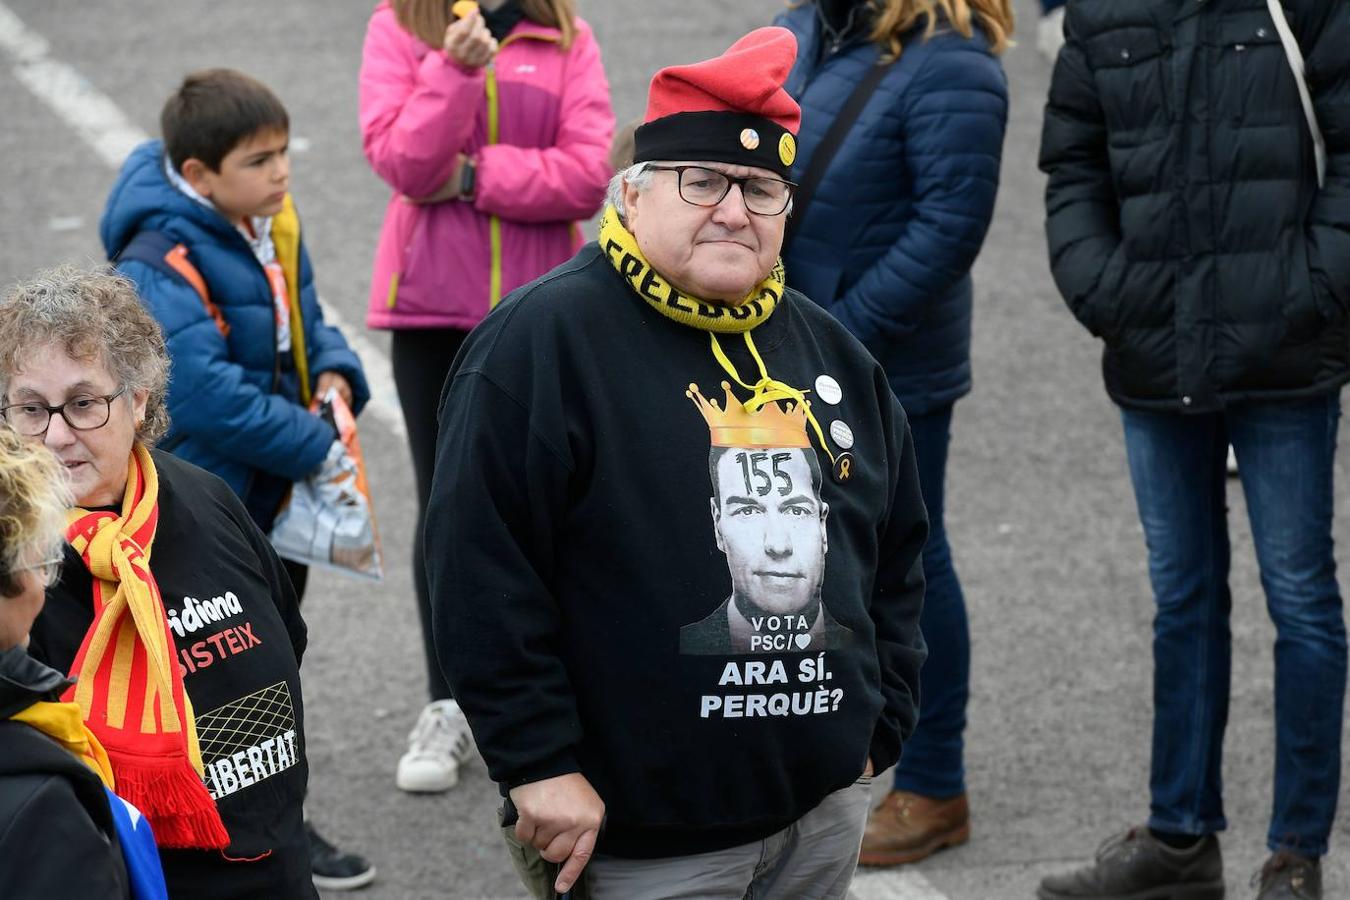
599, 204, 837, 464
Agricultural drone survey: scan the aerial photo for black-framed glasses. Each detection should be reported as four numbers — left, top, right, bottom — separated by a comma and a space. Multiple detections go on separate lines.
647, 165, 796, 216
1, 388, 127, 437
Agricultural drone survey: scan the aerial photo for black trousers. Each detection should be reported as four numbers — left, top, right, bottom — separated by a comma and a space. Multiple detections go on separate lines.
391, 327, 469, 702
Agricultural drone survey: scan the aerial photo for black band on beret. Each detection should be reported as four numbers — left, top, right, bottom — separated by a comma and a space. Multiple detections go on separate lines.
633, 111, 797, 179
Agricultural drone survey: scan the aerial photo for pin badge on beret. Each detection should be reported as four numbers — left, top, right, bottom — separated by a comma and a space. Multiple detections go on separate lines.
633, 27, 802, 179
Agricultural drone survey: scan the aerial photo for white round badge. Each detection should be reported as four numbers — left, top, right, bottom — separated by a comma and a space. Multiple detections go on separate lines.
830, 420, 855, 450
814, 375, 842, 405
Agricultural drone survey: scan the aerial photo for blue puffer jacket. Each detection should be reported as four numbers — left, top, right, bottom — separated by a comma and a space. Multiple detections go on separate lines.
775, 5, 1008, 415
100, 140, 370, 528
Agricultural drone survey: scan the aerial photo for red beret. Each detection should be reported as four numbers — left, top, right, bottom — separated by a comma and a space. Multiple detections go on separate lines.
635, 27, 802, 178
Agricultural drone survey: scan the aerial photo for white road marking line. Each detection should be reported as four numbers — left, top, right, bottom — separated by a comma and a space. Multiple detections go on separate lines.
48, 215, 85, 232
0, 5, 143, 169
314, 299, 406, 439
0, 1, 406, 440
850, 869, 953, 900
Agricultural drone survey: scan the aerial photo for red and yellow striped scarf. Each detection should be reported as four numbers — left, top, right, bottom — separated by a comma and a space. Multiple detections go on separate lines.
61, 443, 229, 849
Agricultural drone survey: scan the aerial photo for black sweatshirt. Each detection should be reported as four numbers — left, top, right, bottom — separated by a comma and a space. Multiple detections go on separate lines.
426, 243, 928, 858
29, 451, 315, 900
0, 648, 131, 899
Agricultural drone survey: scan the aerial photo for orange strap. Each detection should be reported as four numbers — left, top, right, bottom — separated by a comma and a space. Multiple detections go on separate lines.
164, 245, 230, 338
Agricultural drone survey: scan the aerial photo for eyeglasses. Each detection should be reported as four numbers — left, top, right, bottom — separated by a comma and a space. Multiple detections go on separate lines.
647, 165, 796, 217
11, 556, 63, 588
1, 388, 127, 437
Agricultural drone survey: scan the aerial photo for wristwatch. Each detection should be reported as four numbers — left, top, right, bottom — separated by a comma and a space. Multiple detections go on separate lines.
459, 157, 477, 200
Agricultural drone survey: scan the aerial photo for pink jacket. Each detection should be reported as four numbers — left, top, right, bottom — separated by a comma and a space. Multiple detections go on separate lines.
360, 3, 614, 330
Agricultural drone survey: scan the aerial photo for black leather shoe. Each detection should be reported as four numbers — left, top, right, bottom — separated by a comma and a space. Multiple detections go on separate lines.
1253, 851, 1320, 900
1037, 826, 1225, 900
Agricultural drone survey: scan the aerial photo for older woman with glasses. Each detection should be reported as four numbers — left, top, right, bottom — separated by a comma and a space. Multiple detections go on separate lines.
0, 266, 316, 900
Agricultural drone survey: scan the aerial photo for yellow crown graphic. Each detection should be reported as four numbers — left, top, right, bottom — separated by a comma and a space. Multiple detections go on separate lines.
686, 382, 811, 449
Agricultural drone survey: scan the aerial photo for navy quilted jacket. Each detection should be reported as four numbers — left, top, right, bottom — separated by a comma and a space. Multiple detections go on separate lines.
100, 141, 370, 529
1039, 0, 1350, 412
775, 4, 1008, 415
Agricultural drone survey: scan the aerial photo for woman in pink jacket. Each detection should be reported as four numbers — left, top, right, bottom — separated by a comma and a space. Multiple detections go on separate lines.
359, 0, 614, 796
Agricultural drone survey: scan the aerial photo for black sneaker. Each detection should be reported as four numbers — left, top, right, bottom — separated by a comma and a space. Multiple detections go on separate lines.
1253, 851, 1321, 900
305, 821, 376, 891
1037, 826, 1224, 900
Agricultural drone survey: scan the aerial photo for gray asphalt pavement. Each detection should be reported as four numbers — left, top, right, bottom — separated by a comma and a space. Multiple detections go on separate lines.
3, 1, 1348, 898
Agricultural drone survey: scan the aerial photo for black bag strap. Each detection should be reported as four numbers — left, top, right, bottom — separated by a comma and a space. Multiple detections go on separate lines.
113, 229, 179, 270
114, 230, 230, 340
784, 57, 895, 253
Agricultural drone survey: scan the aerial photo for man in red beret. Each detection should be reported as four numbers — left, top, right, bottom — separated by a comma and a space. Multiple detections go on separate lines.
425, 27, 928, 899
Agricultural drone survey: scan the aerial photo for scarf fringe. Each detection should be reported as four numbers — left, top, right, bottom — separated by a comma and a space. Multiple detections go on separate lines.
109, 750, 230, 849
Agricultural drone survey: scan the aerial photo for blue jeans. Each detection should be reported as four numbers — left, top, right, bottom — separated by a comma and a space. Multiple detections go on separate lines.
892, 405, 970, 798
1122, 396, 1346, 856
1041, 0, 1065, 11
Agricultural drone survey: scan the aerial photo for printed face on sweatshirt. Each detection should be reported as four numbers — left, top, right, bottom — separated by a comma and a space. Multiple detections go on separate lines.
680, 443, 856, 656
624, 162, 786, 303
712, 445, 827, 617
184, 127, 291, 225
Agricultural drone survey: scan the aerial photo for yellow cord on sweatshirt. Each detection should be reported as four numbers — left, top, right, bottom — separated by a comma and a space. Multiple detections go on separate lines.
600, 204, 836, 463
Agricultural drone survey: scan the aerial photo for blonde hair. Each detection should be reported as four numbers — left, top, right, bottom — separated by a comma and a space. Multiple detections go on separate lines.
392, 0, 577, 50
0, 429, 70, 598
0, 266, 171, 446
799, 0, 1014, 61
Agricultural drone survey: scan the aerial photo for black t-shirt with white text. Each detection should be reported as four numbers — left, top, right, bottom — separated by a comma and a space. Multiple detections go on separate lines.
29, 451, 313, 900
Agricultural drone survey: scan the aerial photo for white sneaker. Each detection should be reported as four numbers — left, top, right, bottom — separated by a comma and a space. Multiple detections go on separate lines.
396, 699, 476, 793
1037, 7, 1066, 65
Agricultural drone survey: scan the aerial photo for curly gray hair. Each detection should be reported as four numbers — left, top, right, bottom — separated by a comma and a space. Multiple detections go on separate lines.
0, 265, 170, 445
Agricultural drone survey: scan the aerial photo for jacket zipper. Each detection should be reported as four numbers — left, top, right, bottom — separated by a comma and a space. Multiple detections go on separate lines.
484, 32, 561, 309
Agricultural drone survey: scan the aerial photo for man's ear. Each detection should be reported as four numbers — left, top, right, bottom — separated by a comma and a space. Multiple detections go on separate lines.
180, 158, 214, 198
710, 496, 726, 553
622, 179, 642, 231
819, 501, 829, 555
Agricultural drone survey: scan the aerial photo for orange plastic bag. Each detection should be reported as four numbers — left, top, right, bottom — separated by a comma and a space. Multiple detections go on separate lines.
270, 389, 384, 581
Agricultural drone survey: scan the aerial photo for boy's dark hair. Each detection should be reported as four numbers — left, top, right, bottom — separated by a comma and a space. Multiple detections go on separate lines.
160, 68, 289, 173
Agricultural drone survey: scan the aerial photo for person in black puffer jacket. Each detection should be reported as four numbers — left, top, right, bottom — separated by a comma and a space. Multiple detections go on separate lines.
1038, 3, 1350, 899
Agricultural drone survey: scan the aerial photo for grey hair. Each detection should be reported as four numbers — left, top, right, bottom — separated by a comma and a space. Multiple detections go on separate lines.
0, 265, 171, 446
606, 161, 656, 224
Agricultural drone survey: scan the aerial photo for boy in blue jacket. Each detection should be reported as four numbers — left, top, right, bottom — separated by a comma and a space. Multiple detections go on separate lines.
99, 68, 375, 893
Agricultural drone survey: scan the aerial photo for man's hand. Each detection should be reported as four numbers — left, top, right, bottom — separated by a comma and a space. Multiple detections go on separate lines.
863, 758, 875, 778
442, 10, 497, 68
509, 773, 605, 894
315, 371, 353, 409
